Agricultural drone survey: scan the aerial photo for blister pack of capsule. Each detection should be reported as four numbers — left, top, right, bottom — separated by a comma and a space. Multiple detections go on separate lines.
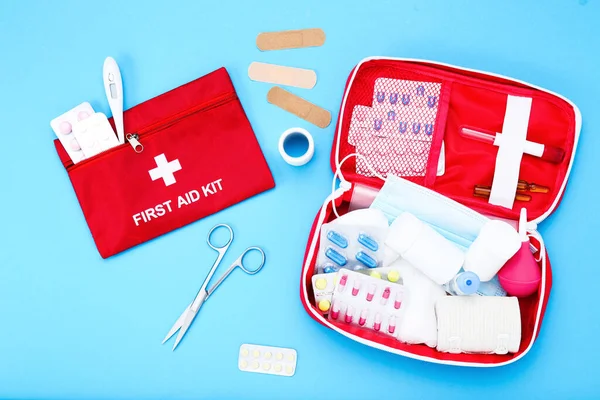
316, 223, 387, 273
329, 269, 405, 338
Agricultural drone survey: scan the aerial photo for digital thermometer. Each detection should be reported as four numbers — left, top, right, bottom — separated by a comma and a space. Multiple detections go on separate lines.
103, 57, 124, 144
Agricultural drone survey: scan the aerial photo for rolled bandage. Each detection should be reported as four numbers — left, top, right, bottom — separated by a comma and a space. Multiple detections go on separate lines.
385, 212, 464, 285
278, 127, 314, 166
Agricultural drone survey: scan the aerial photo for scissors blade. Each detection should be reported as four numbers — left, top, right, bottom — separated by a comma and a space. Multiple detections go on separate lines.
162, 303, 192, 344
172, 308, 197, 351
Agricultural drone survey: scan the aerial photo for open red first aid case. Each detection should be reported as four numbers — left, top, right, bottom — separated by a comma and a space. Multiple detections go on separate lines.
55, 68, 274, 258
300, 57, 581, 367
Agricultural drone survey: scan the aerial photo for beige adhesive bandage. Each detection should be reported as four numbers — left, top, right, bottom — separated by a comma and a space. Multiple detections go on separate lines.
267, 86, 331, 128
248, 62, 317, 89
256, 28, 326, 51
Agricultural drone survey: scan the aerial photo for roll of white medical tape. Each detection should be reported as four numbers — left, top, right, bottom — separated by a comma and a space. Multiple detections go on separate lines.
278, 127, 314, 166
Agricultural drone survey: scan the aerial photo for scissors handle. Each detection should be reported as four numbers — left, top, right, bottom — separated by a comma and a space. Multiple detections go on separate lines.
207, 247, 266, 298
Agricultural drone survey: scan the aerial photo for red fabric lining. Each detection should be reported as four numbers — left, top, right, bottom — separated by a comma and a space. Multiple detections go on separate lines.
331, 59, 576, 221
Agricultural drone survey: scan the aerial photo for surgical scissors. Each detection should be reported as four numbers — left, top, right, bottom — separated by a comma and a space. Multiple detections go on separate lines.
162, 223, 266, 350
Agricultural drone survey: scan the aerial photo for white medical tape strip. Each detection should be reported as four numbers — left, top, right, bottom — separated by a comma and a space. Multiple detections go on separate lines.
248, 62, 317, 89
238, 344, 297, 377
489, 95, 532, 209
278, 127, 314, 166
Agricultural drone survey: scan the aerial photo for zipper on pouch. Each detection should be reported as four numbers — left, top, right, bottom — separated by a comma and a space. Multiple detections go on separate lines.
65, 92, 236, 171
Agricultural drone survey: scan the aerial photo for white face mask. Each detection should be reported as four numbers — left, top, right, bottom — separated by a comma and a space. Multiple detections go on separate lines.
370, 174, 489, 250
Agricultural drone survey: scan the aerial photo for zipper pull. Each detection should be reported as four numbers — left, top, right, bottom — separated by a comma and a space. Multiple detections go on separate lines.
126, 133, 144, 153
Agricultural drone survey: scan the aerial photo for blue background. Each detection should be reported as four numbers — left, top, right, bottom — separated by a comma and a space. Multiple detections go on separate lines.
1, 0, 598, 398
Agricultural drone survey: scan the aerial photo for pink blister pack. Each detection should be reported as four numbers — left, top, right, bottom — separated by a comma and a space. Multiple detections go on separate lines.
349, 78, 442, 177
329, 269, 406, 338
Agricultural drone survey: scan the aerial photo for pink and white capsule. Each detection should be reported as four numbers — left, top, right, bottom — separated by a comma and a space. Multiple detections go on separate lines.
338, 274, 348, 292
345, 306, 354, 323
380, 287, 391, 305
388, 316, 396, 334
373, 313, 382, 332
352, 280, 361, 296
358, 309, 368, 326
331, 301, 341, 320
366, 283, 376, 302
394, 291, 403, 309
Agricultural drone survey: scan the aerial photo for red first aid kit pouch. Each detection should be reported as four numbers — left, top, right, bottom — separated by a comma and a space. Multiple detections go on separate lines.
55, 68, 274, 258
300, 57, 581, 367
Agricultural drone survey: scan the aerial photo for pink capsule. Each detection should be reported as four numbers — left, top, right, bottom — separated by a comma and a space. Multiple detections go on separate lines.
373, 313, 381, 332
352, 280, 361, 296
380, 287, 391, 305
394, 291, 403, 309
338, 274, 348, 292
358, 309, 368, 326
345, 306, 354, 323
388, 316, 396, 334
331, 302, 340, 320
366, 283, 376, 302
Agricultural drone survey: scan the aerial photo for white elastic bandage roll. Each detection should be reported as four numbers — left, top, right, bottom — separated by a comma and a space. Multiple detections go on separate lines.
278, 127, 314, 166
436, 296, 522, 355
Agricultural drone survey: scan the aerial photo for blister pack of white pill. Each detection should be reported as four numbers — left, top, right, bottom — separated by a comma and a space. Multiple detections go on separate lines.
51, 103, 120, 163
316, 209, 389, 273
238, 344, 297, 377
72, 112, 120, 158
329, 269, 406, 338
50, 102, 95, 164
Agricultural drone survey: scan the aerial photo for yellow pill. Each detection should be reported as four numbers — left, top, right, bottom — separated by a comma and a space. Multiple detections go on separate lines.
315, 278, 327, 290
253, 350, 260, 358
387, 269, 400, 283
370, 271, 382, 279
264, 351, 272, 359
240, 360, 248, 369
276, 352, 283, 360
287, 353, 295, 362
240, 348, 249, 357
274, 364, 282, 373
262, 362, 271, 371
318, 299, 331, 312
252, 361, 259, 369
285, 365, 294, 374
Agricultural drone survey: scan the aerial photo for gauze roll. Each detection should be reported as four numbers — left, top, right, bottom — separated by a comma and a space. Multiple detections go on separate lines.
436, 296, 521, 354
390, 259, 446, 347
386, 212, 465, 285
464, 220, 521, 281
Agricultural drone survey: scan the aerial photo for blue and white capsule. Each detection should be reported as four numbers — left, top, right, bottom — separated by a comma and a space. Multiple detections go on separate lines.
326, 247, 347, 266
357, 233, 379, 252
356, 251, 377, 268
327, 230, 348, 248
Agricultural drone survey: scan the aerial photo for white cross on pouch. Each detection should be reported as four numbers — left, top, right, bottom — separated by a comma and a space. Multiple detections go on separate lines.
149, 153, 182, 186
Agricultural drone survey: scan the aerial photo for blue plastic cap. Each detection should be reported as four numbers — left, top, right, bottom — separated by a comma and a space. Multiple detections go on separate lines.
456, 271, 480, 295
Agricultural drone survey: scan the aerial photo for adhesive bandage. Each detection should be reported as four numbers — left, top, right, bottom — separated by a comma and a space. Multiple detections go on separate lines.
248, 62, 317, 89
267, 86, 331, 128
256, 28, 325, 51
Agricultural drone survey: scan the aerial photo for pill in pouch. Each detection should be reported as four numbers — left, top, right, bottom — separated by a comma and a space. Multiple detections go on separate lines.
316, 209, 389, 273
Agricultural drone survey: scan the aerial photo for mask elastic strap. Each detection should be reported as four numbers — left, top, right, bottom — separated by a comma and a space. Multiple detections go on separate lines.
527, 230, 546, 263
330, 153, 386, 218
